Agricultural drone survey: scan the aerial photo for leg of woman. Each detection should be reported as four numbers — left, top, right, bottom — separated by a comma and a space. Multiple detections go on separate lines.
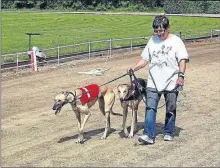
164, 91, 178, 139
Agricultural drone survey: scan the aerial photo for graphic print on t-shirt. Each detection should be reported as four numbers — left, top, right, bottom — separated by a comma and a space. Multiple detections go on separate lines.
150, 45, 173, 69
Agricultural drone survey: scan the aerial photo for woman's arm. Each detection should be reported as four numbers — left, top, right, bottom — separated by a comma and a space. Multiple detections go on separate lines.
176, 59, 187, 86
130, 59, 148, 72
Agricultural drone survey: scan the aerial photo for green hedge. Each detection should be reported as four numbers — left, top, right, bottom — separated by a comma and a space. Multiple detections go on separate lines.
1, 0, 164, 9
1, 0, 14, 9
164, 0, 220, 14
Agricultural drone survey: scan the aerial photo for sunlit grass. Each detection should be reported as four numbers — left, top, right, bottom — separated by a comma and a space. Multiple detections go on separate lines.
1, 12, 220, 54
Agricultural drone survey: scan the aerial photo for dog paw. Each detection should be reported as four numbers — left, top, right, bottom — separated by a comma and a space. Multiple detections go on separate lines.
123, 129, 129, 136
124, 132, 129, 138
100, 136, 107, 140
76, 141, 84, 144
128, 133, 134, 139
75, 139, 84, 144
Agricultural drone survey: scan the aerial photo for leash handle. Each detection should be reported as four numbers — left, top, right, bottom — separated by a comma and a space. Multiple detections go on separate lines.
175, 85, 183, 91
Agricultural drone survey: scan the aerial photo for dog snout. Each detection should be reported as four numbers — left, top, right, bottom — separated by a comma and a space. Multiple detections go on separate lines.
120, 98, 124, 101
52, 103, 58, 110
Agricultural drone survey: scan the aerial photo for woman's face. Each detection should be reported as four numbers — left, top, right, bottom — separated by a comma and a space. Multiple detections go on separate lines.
154, 28, 169, 40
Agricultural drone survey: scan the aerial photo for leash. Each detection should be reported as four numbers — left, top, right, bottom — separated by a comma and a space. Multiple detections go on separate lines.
128, 70, 183, 109
73, 69, 183, 110
128, 70, 151, 107
99, 73, 128, 87
69, 73, 129, 102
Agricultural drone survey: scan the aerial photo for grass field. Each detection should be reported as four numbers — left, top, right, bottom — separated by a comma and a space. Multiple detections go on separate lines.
1, 12, 220, 54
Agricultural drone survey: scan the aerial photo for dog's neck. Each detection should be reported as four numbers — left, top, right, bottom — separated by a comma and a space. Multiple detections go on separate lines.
68, 89, 84, 107
65, 91, 79, 108
124, 84, 135, 99
67, 92, 77, 102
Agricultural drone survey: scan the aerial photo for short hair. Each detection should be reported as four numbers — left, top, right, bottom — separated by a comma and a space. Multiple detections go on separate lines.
152, 15, 170, 29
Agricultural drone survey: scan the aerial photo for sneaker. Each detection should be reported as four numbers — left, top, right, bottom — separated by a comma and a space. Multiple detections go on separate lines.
164, 134, 173, 141
138, 135, 154, 144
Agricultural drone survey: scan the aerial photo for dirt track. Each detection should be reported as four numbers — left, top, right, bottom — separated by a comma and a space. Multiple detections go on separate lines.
2, 39, 220, 167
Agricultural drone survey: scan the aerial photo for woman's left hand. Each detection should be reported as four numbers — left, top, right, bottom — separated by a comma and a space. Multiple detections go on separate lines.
176, 77, 184, 86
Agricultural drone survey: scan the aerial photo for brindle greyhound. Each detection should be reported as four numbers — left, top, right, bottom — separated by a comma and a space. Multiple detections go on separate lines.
117, 78, 146, 138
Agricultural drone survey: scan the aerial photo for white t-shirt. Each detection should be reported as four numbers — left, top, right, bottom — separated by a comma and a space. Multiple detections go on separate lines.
141, 34, 189, 91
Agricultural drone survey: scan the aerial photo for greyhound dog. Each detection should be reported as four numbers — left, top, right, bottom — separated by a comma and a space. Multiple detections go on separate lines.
52, 84, 117, 143
117, 78, 146, 138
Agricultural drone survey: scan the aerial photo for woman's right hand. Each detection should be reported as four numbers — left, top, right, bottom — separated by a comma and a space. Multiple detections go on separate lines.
127, 68, 134, 75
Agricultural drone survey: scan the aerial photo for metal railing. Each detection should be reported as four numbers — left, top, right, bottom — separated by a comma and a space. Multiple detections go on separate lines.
1, 36, 147, 71
1, 29, 219, 72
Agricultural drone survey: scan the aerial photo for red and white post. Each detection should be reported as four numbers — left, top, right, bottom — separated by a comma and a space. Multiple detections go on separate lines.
30, 49, 38, 72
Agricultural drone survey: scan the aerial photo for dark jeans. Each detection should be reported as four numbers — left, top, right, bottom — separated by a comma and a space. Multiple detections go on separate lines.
143, 88, 178, 141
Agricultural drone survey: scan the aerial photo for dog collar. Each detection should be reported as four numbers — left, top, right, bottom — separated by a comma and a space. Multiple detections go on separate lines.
68, 91, 77, 103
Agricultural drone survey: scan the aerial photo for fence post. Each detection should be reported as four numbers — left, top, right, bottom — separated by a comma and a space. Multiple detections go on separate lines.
57, 46, 60, 66
210, 29, 213, 39
89, 41, 91, 60
216, 29, 220, 37
31, 49, 38, 72
130, 37, 133, 53
109, 39, 112, 57
179, 32, 182, 39
16, 53, 19, 73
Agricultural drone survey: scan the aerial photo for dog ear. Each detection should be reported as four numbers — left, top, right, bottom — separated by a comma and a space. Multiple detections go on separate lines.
117, 84, 121, 90
61, 91, 64, 94
117, 84, 126, 91
64, 91, 69, 96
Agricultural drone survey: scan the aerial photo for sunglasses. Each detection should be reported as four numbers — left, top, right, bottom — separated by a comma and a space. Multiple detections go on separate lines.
153, 29, 167, 35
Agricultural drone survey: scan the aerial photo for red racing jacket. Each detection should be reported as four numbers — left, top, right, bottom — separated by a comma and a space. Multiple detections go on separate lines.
78, 84, 99, 105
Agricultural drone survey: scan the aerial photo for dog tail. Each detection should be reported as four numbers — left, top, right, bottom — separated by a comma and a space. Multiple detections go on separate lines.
110, 110, 123, 116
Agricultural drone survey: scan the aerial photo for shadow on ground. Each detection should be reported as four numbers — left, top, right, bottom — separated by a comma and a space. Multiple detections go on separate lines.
119, 122, 183, 138
58, 122, 183, 143
57, 128, 116, 144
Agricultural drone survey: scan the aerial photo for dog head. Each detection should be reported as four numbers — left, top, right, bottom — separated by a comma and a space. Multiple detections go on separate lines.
52, 91, 76, 115
117, 84, 132, 101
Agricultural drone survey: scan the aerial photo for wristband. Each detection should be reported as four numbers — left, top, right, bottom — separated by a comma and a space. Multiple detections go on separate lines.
178, 72, 185, 79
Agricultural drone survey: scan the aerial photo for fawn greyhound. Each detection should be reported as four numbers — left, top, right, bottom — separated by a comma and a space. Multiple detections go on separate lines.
52, 84, 120, 143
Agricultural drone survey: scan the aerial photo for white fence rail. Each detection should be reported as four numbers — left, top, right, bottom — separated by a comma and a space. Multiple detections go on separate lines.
1, 36, 147, 71
1, 29, 220, 72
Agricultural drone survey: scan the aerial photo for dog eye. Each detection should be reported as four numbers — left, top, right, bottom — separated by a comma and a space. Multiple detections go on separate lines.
118, 91, 121, 93
123, 91, 126, 93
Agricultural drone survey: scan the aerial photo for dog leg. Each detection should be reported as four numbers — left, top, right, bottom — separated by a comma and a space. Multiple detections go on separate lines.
129, 101, 139, 138
98, 97, 105, 116
79, 112, 91, 142
121, 103, 129, 137
73, 110, 84, 143
75, 111, 91, 144
129, 110, 137, 138
99, 90, 115, 140
134, 101, 140, 132
101, 111, 110, 139
98, 97, 109, 139
134, 105, 139, 132
128, 101, 135, 138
